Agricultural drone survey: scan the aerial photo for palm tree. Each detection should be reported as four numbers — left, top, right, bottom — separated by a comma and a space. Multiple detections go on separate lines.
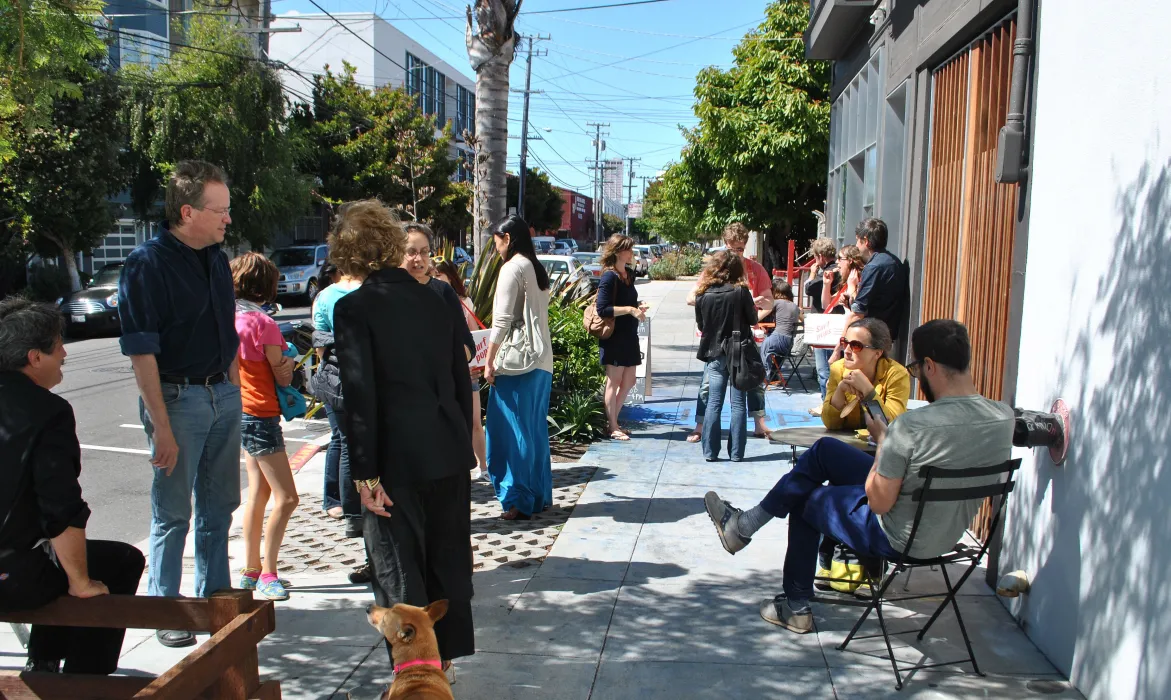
464, 0, 522, 259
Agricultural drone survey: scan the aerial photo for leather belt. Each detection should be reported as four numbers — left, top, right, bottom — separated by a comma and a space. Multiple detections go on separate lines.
159, 372, 228, 386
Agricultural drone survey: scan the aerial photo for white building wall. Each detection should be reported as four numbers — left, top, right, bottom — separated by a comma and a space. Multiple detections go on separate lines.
1001, 2, 1171, 699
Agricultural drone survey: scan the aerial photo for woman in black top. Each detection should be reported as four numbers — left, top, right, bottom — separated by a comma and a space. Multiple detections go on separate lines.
330, 201, 476, 680
595, 234, 647, 441
694, 250, 757, 462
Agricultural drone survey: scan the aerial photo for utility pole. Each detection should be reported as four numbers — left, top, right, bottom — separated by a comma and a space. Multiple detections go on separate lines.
624, 158, 641, 237
587, 122, 609, 245
639, 175, 654, 200
513, 35, 549, 220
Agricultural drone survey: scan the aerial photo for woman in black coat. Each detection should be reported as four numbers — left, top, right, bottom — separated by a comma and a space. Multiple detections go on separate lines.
595, 234, 647, 440
330, 200, 476, 681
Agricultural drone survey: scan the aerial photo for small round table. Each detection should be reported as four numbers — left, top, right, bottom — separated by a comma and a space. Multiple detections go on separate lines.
767, 425, 877, 462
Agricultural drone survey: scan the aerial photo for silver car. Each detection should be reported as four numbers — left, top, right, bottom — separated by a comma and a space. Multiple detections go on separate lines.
272, 243, 329, 303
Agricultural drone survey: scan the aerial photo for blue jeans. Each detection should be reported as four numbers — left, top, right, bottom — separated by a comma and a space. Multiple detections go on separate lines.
240, 414, 284, 457
762, 333, 793, 381
700, 356, 747, 461
323, 404, 360, 517
141, 381, 242, 599
814, 348, 833, 398
696, 364, 765, 422
759, 438, 900, 602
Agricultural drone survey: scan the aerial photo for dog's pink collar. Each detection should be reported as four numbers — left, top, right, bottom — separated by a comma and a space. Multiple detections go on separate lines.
394, 659, 443, 674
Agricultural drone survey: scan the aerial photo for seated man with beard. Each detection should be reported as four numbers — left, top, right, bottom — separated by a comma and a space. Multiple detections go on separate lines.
703, 319, 1014, 634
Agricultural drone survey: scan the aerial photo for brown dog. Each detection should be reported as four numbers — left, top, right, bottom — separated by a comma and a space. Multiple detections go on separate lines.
366, 601, 453, 700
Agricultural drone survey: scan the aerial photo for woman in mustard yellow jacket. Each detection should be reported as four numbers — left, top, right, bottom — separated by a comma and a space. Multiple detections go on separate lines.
820, 318, 910, 430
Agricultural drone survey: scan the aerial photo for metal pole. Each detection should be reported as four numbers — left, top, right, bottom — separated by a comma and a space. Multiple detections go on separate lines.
516, 36, 534, 219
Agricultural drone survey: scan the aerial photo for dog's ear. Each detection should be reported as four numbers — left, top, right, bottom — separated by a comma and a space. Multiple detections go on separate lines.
424, 600, 449, 624
396, 621, 416, 643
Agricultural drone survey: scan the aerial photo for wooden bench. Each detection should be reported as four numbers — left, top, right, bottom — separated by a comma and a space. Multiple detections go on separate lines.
0, 590, 280, 699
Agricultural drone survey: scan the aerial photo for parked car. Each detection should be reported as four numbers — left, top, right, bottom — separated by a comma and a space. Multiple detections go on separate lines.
635, 245, 661, 265
572, 251, 604, 289
537, 254, 591, 294
555, 238, 580, 253
550, 241, 575, 255
272, 242, 329, 303
58, 263, 124, 336
633, 250, 653, 276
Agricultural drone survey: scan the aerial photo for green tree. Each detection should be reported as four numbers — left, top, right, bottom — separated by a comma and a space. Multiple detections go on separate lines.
601, 213, 624, 237
661, 0, 830, 258
0, 0, 107, 162
0, 62, 128, 291
506, 167, 564, 233
629, 216, 652, 242
125, 14, 310, 249
428, 180, 473, 242
643, 174, 702, 245
292, 62, 461, 231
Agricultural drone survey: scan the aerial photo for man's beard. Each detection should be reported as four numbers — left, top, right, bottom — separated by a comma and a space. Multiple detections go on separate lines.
921, 373, 936, 403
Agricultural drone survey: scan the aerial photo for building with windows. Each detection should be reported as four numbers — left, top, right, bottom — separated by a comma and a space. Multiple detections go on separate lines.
269, 13, 476, 182
556, 188, 594, 243
809, 2, 1171, 698
601, 158, 625, 218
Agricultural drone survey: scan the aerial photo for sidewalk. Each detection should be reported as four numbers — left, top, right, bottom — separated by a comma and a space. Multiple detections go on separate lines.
1, 279, 1082, 699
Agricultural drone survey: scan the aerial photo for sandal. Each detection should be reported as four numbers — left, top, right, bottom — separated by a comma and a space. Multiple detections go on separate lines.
686, 432, 702, 443
610, 430, 631, 441
501, 507, 532, 521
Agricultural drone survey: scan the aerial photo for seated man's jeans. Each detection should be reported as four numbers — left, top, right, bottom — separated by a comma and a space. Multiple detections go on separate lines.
696, 364, 766, 421
760, 438, 901, 602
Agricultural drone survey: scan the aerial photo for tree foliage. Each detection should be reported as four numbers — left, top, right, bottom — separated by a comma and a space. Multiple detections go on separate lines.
654, 1, 830, 255
124, 14, 311, 249
506, 167, 564, 233
0, 0, 107, 162
643, 175, 701, 244
291, 62, 466, 238
601, 213, 624, 236
0, 60, 128, 291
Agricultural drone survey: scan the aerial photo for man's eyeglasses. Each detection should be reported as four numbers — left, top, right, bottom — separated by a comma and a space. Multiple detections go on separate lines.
839, 337, 876, 353
906, 358, 926, 378
195, 205, 231, 216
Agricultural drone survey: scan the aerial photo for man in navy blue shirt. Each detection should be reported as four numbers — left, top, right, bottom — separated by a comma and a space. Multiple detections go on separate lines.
118, 161, 242, 649
844, 218, 908, 344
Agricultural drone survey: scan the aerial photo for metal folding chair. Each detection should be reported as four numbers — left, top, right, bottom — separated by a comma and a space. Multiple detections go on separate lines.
817, 458, 1022, 689
766, 347, 810, 394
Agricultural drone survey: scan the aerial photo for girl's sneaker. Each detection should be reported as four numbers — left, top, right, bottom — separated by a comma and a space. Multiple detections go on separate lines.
238, 568, 261, 590
257, 577, 290, 601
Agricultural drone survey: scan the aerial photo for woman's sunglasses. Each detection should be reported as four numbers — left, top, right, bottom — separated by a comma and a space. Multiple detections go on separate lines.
839, 337, 876, 353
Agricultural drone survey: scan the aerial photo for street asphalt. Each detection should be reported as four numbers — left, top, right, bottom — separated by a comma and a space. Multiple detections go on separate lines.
56, 302, 315, 544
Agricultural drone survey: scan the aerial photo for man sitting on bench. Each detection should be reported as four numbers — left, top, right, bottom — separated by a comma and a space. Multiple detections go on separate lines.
703, 319, 1013, 634
0, 298, 146, 674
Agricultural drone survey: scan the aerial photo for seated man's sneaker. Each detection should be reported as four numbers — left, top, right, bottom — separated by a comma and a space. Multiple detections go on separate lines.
24, 658, 60, 673
156, 630, 197, 648
759, 595, 814, 634
704, 491, 751, 554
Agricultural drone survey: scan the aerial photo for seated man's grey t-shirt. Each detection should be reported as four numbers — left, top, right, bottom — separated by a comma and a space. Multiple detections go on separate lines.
874, 395, 1014, 559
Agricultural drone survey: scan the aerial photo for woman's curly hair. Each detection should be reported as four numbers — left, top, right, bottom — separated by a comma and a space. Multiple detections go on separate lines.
328, 200, 406, 277
695, 249, 746, 296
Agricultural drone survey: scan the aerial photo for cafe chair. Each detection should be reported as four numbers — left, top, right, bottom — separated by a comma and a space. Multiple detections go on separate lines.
766, 347, 810, 394
816, 458, 1022, 690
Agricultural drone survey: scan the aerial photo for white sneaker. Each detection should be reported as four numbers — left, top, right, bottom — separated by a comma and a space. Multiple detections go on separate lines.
470, 467, 483, 481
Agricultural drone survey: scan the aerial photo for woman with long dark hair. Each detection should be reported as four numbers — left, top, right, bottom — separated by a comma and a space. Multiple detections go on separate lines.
484, 216, 554, 520
694, 250, 757, 462
595, 234, 646, 440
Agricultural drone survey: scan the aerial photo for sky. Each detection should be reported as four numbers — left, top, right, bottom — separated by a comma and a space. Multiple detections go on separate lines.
270, 0, 774, 202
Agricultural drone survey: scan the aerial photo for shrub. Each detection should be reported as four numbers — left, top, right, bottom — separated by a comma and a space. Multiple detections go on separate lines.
26, 264, 72, 302
547, 390, 607, 443
649, 251, 700, 280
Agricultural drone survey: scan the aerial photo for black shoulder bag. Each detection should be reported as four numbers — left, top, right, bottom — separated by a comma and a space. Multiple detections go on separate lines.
727, 287, 766, 392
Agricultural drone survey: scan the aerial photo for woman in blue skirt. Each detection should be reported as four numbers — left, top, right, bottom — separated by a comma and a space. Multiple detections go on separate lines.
484, 216, 554, 520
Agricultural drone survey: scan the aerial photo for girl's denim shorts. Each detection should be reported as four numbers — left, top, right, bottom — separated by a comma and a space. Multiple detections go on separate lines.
241, 414, 285, 457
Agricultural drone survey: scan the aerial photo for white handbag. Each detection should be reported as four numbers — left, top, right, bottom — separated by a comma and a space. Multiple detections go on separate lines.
493, 268, 547, 375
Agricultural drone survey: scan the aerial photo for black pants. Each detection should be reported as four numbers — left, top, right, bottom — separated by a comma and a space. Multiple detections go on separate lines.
364, 473, 474, 663
0, 539, 145, 674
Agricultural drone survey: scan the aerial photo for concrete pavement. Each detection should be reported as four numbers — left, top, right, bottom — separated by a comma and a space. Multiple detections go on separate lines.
2, 280, 1082, 698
